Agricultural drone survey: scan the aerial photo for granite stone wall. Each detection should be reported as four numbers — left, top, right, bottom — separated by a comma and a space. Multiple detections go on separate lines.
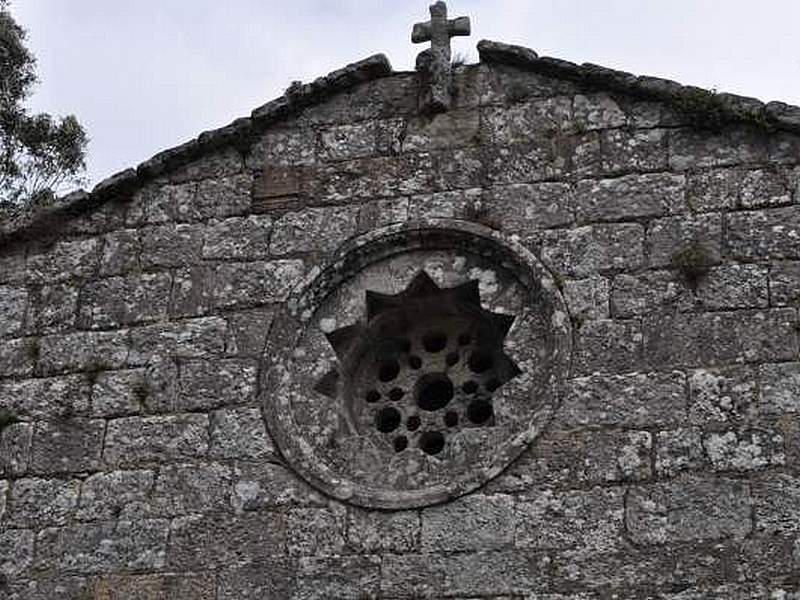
0, 50, 799, 598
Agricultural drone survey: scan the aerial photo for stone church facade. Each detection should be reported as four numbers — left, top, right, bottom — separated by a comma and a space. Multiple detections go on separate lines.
1, 6, 800, 598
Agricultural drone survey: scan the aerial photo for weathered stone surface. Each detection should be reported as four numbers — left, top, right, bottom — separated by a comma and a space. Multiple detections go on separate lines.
0, 374, 90, 420
321, 118, 404, 160
574, 173, 685, 223
626, 477, 752, 544
0, 285, 27, 338
6, 478, 80, 528
90, 573, 216, 600
0, 422, 32, 477
647, 212, 723, 268
753, 474, 800, 535
35, 519, 168, 573
686, 168, 740, 212
202, 215, 272, 260
420, 494, 515, 552
26, 283, 79, 334
99, 228, 140, 276
491, 428, 651, 492
141, 462, 233, 517
482, 97, 573, 144
0, 479, 7, 521
560, 371, 686, 428
655, 428, 707, 477
78, 273, 172, 329
728, 206, 800, 260
126, 182, 196, 226
573, 93, 626, 130
287, 506, 347, 556
167, 512, 285, 569
404, 109, 479, 152
347, 507, 419, 554
29, 419, 105, 474
482, 182, 573, 236
103, 414, 209, 467
689, 366, 757, 424
76, 470, 155, 521
610, 270, 685, 317
691, 264, 769, 310
90, 368, 152, 417
0, 338, 36, 377
669, 128, 768, 171
209, 407, 274, 460
232, 462, 326, 512
543, 223, 644, 277
270, 207, 359, 256
601, 127, 669, 172
643, 309, 797, 368
293, 555, 382, 600
761, 362, 800, 414
408, 188, 482, 220
562, 276, 609, 320
704, 429, 785, 471
573, 318, 642, 375
217, 559, 297, 600
770, 260, 800, 306
224, 308, 274, 357
0, 529, 34, 576
140, 223, 203, 268
516, 487, 623, 553
739, 167, 793, 208
248, 127, 317, 168
39, 330, 129, 375
26, 239, 98, 283
190, 174, 252, 220
177, 358, 256, 410
127, 317, 225, 365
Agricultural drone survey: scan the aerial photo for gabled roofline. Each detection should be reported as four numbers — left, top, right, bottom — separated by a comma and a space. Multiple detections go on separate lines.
3, 40, 800, 247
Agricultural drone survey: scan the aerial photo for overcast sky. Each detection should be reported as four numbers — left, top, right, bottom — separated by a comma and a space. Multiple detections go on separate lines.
12, 1, 800, 188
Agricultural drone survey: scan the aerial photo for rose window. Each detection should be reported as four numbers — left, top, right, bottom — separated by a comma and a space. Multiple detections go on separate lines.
315, 270, 521, 457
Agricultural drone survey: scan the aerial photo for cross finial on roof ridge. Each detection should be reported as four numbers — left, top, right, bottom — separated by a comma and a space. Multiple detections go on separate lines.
412, 2, 471, 113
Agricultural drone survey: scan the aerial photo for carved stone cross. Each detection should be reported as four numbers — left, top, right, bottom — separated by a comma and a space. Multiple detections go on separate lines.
412, 1, 471, 113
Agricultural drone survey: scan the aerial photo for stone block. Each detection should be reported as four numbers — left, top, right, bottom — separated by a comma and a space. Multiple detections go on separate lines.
431, 147, 485, 192
252, 165, 302, 202
728, 206, 800, 260
167, 512, 286, 569
574, 173, 685, 223
610, 270, 686, 317
202, 215, 272, 260
686, 168, 740, 212
0, 529, 34, 577
573, 93, 626, 130
6, 477, 80, 528
655, 428, 707, 477
209, 407, 275, 460
208, 259, 306, 309
346, 507, 419, 554
90, 573, 216, 600
26, 283, 79, 334
420, 494, 515, 552
0, 285, 27, 338
573, 318, 643, 375
483, 182, 574, 233
543, 223, 645, 277
90, 368, 153, 417
485, 139, 565, 184
689, 366, 757, 424
482, 97, 573, 144
0, 247, 27, 285
217, 559, 297, 600
76, 470, 155, 521
127, 317, 226, 364
643, 309, 797, 368
408, 188, 482, 220
0, 338, 36, 377
270, 207, 359, 256
103, 414, 209, 467
0, 374, 90, 420
669, 128, 768, 171
99, 228, 140, 276
515, 487, 624, 553
770, 261, 800, 306
739, 167, 792, 208
490, 428, 651, 492
560, 371, 686, 428
142, 462, 233, 517
231, 462, 327, 512
761, 362, 800, 415
39, 330, 129, 375
286, 506, 347, 557
562, 276, 609, 320
0, 422, 32, 477
600, 128, 669, 173
404, 109, 479, 152
177, 358, 256, 411
140, 223, 203, 268
126, 182, 196, 226
34, 519, 168, 574
691, 264, 769, 310
224, 308, 274, 358
647, 212, 723, 269
78, 273, 172, 329
248, 127, 317, 168
293, 555, 381, 600
27, 238, 98, 283
321, 118, 404, 160
703, 429, 785, 471
753, 474, 800, 535
357, 197, 410, 231
29, 419, 105, 475
170, 147, 243, 184
626, 477, 752, 544
188, 174, 252, 221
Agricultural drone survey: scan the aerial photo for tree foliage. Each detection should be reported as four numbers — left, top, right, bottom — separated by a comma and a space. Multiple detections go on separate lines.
0, 0, 87, 208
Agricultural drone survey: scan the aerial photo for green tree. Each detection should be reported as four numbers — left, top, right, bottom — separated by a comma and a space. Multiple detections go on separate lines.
0, 0, 87, 208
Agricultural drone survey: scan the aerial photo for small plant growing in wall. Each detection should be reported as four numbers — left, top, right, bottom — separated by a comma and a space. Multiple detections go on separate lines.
671, 240, 713, 290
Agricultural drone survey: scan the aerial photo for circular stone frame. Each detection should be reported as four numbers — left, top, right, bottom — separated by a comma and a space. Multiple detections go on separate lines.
261, 219, 573, 509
